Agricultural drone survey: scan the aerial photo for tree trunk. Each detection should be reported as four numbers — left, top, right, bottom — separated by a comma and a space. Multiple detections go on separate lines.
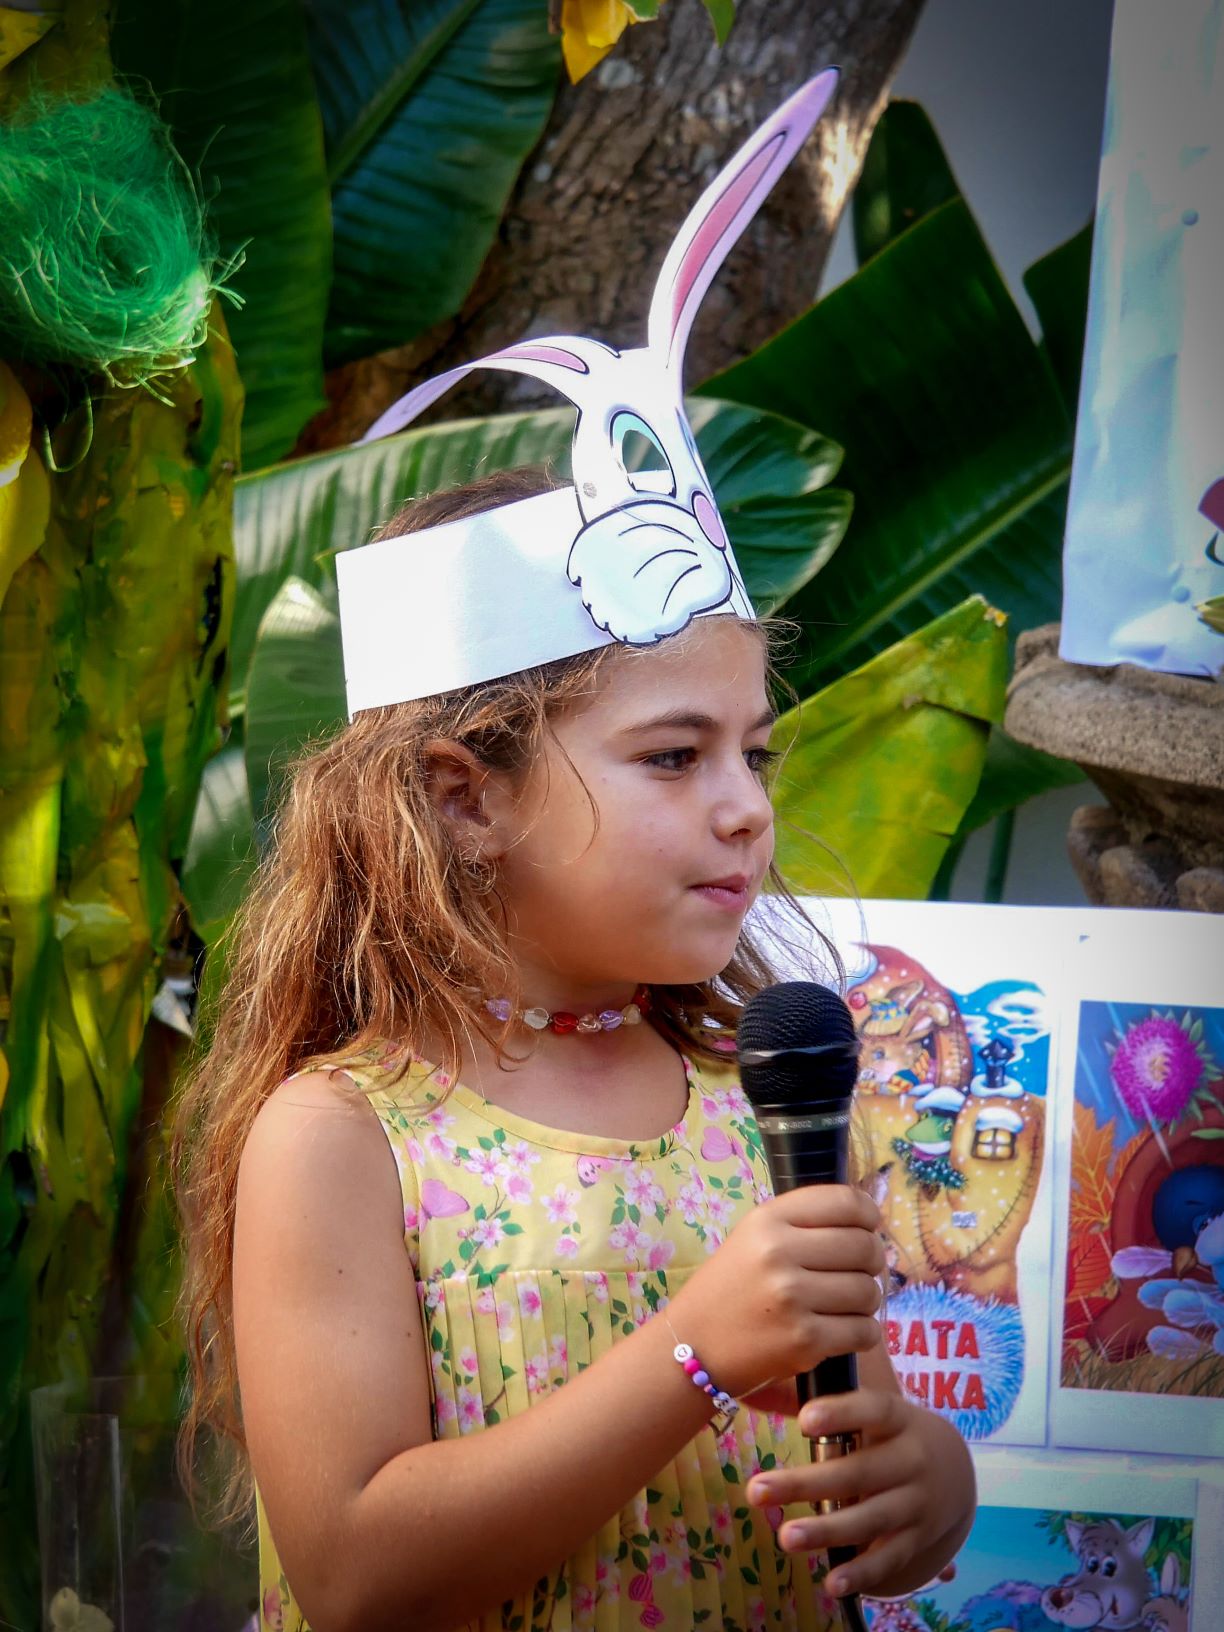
296, 0, 926, 451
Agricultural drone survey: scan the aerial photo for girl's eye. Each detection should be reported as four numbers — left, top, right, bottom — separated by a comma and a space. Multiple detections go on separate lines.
644, 746, 781, 776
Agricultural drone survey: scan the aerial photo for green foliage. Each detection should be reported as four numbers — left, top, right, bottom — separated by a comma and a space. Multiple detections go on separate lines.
305, 0, 561, 366
111, 0, 333, 469
768, 598, 1009, 898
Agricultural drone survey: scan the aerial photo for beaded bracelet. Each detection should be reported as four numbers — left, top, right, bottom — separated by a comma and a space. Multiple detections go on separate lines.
662, 1318, 739, 1430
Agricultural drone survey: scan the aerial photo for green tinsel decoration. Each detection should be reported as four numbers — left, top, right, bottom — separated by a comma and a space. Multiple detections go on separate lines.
0, 84, 241, 393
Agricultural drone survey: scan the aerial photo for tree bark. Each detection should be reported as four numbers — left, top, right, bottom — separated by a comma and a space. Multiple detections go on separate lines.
295, 0, 926, 452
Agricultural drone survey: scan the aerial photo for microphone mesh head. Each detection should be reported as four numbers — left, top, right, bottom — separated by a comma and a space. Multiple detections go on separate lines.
736, 981, 859, 1110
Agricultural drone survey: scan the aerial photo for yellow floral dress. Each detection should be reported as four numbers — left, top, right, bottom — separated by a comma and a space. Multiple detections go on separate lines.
256, 1043, 839, 1632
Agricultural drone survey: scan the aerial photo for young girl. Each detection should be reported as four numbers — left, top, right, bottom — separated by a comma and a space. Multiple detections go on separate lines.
175, 75, 975, 1632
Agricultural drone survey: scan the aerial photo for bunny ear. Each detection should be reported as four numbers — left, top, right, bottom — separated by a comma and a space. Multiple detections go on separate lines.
647, 68, 840, 376
360, 338, 612, 443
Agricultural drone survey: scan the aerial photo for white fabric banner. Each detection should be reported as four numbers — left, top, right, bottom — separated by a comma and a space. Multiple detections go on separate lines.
1060, 0, 1224, 678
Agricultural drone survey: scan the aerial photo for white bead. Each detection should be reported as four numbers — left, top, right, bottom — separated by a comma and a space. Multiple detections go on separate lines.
622, 1003, 642, 1025
673, 1342, 694, 1362
522, 1007, 551, 1030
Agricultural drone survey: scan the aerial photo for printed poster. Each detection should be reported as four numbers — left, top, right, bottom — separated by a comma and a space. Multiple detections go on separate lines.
861, 1460, 1220, 1632
1051, 911, 1224, 1457
752, 898, 1058, 1447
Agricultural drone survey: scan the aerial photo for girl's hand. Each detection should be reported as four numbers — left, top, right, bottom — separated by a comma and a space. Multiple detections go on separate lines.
744, 1385, 975, 1600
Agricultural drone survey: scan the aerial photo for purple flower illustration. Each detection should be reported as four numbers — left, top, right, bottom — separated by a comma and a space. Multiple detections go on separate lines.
1110, 1014, 1204, 1121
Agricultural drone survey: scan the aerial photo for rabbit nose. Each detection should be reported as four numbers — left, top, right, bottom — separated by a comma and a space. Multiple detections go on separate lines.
692, 490, 728, 550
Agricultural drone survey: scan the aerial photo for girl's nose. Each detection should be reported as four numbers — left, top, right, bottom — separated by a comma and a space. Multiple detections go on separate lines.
713, 755, 774, 842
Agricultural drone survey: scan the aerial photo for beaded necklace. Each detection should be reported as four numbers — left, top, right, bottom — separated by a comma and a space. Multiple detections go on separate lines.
480, 983, 653, 1036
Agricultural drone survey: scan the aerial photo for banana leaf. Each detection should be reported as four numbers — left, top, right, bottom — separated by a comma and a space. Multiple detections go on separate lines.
851, 99, 960, 265
705, 197, 1073, 696
768, 597, 1009, 899
111, 0, 333, 470
244, 579, 345, 826
306, 0, 561, 365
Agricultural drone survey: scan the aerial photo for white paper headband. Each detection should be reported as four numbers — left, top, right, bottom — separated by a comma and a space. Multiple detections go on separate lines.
336, 69, 840, 716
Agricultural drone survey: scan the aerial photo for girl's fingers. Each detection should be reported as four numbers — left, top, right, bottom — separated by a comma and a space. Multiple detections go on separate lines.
777, 1488, 925, 1555
798, 1387, 909, 1441
748, 1433, 923, 1509
823, 1526, 923, 1599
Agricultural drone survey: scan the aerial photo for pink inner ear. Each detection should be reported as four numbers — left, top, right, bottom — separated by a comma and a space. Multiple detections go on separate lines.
668, 132, 785, 342
1200, 477, 1224, 530
490, 343, 589, 374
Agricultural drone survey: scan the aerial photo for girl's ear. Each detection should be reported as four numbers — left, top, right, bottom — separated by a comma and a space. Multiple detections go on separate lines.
422, 740, 512, 861
646, 69, 839, 379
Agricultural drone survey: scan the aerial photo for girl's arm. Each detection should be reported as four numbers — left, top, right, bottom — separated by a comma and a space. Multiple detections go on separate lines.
235, 1074, 745, 1632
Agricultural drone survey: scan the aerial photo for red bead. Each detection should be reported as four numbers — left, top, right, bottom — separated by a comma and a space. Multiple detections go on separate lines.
682, 1355, 701, 1375
635, 984, 652, 1012
551, 1012, 579, 1034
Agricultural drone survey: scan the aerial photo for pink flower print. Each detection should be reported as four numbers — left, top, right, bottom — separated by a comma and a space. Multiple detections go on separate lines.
463, 1148, 502, 1185
475, 1286, 496, 1314
626, 1271, 644, 1297
586, 1269, 609, 1302
595, 1557, 621, 1601
701, 1094, 724, 1118
711, 1502, 733, 1541
548, 1334, 568, 1369
541, 1183, 580, 1226
404, 1204, 419, 1232
434, 1393, 457, 1426
429, 1346, 447, 1379
724, 1084, 750, 1115
700, 1125, 736, 1162
646, 1235, 676, 1271
650, 1548, 667, 1575
706, 1191, 735, 1228
624, 1168, 665, 1210
610, 1221, 652, 1262
554, 1233, 580, 1259
472, 1215, 505, 1249
495, 1300, 515, 1338
518, 1282, 543, 1318
748, 1596, 767, 1632
262, 1585, 285, 1631
668, 1553, 693, 1585
406, 1136, 426, 1164
767, 1410, 786, 1438
716, 1425, 739, 1460
424, 1106, 456, 1132
524, 1351, 549, 1394
434, 1071, 453, 1088
423, 1279, 445, 1311
703, 1226, 725, 1252
419, 1178, 469, 1222
664, 1520, 687, 1552
501, 1139, 541, 1176
425, 1129, 457, 1160
456, 1385, 484, 1433
502, 1171, 534, 1205
677, 1181, 706, 1225
457, 1346, 479, 1377
573, 1583, 597, 1617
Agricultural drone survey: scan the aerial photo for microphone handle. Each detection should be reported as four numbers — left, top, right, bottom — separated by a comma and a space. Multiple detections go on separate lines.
757, 1114, 861, 1581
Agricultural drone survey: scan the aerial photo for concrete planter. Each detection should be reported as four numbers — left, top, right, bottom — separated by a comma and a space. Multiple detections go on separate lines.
1005, 625, 1224, 912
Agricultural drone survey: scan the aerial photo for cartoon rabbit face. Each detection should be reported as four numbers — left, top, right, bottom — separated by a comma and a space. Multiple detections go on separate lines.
357, 71, 840, 650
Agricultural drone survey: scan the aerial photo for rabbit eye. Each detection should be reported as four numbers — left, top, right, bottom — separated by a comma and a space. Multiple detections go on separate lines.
611, 410, 676, 496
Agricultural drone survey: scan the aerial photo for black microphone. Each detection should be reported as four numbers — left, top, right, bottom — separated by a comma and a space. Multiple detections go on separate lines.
737, 981, 867, 1598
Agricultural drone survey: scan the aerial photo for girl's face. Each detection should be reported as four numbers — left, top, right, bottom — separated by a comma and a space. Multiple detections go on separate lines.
484, 616, 777, 1002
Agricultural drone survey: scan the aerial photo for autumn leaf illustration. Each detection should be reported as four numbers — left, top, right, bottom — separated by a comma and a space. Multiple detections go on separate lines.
1069, 1099, 1118, 1234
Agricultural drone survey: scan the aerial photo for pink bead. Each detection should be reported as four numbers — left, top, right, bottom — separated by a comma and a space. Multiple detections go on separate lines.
682, 1356, 701, 1376
693, 1369, 710, 1387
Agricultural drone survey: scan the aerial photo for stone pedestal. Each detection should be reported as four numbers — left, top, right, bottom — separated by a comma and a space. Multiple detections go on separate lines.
1004, 625, 1224, 912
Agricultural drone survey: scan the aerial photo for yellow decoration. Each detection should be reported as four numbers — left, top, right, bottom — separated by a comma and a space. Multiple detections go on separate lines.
49, 1587, 114, 1632
561, 0, 658, 82
0, 6, 56, 74
0, 360, 51, 610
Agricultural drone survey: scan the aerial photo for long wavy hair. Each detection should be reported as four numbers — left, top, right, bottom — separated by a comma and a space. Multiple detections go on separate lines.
172, 461, 847, 1533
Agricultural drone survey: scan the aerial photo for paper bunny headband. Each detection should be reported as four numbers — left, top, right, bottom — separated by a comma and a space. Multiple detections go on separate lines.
335, 69, 840, 717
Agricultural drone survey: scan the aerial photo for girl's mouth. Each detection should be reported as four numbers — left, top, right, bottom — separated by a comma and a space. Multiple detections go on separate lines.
691, 883, 749, 911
